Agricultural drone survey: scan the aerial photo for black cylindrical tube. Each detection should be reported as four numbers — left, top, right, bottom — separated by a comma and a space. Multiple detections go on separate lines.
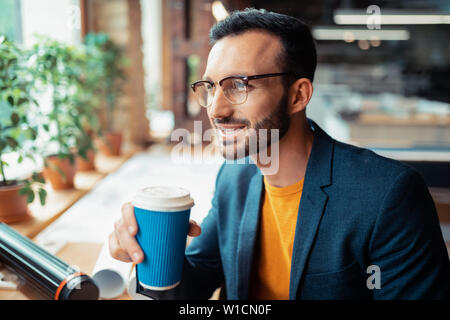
0, 222, 99, 300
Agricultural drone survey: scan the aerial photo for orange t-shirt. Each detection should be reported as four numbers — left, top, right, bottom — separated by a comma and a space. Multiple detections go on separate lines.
249, 176, 304, 300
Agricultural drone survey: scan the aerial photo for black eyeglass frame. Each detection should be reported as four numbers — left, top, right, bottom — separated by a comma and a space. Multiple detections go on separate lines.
190, 72, 295, 107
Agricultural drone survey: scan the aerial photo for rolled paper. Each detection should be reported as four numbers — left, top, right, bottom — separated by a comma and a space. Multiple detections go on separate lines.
127, 266, 152, 300
91, 239, 133, 299
0, 222, 99, 300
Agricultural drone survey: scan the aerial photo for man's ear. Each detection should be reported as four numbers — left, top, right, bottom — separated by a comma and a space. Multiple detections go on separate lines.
287, 78, 313, 115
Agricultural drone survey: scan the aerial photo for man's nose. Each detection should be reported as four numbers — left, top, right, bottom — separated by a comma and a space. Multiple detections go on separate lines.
209, 87, 234, 120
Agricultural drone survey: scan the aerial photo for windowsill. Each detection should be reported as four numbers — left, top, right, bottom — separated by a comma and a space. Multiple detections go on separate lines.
8, 150, 140, 240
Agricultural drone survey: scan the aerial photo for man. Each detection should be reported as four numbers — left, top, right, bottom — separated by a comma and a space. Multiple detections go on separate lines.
110, 9, 450, 299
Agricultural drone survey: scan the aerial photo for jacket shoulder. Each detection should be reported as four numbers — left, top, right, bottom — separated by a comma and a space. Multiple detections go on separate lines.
216, 159, 259, 186
332, 139, 421, 182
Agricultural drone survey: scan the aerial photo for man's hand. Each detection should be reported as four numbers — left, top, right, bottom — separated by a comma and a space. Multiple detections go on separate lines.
109, 202, 202, 263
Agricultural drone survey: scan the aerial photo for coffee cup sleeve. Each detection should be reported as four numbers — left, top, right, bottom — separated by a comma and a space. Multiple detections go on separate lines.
91, 239, 133, 299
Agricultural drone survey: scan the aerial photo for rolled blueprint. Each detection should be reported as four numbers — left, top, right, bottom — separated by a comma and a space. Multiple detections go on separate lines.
92, 239, 133, 299
0, 222, 99, 300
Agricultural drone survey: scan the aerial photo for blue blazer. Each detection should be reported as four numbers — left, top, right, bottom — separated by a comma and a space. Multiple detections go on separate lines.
141, 119, 450, 300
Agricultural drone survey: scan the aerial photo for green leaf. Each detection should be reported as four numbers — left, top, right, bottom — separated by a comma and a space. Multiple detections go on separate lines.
32, 171, 45, 184
5, 136, 18, 148
7, 95, 14, 106
11, 112, 19, 125
27, 190, 35, 203
17, 97, 28, 106
0, 160, 9, 167
18, 154, 23, 163
38, 188, 47, 206
28, 127, 37, 140
18, 187, 28, 196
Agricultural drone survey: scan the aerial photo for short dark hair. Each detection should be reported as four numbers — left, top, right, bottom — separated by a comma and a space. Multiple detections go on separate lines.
209, 8, 317, 83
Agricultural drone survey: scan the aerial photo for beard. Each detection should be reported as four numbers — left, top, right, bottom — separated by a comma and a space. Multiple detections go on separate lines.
214, 91, 291, 160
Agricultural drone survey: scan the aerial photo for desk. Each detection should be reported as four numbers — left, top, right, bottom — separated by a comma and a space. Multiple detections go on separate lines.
0, 144, 221, 300
0, 151, 138, 300
7, 153, 135, 239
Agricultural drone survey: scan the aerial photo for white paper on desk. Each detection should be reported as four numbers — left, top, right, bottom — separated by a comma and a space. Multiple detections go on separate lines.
127, 267, 153, 300
92, 240, 133, 299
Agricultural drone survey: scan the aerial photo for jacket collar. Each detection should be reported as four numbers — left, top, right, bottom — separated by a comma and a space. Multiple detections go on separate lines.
236, 172, 264, 299
235, 119, 334, 299
288, 119, 334, 299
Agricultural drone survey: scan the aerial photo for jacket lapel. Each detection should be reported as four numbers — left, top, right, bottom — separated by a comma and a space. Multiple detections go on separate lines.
234, 120, 334, 300
289, 120, 334, 299
236, 172, 264, 299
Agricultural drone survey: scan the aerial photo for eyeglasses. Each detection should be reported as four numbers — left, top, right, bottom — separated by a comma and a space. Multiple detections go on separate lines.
190, 72, 293, 108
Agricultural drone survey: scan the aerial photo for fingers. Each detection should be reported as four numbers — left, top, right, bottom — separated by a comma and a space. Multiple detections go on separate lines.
121, 202, 138, 236
109, 232, 132, 263
188, 219, 201, 237
110, 203, 201, 264
110, 202, 144, 264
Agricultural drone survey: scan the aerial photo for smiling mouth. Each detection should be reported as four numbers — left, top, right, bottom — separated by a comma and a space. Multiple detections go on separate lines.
217, 125, 247, 134
215, 125, 248, 141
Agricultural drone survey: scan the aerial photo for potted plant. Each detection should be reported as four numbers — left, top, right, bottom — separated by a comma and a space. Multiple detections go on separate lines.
84, 33, 127, 156
70, 45, 102, 171
28, 37, 87, 189
0, 36, 47, 223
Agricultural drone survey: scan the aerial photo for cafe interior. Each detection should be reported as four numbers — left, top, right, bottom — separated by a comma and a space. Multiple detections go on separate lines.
0, 0, 449, 300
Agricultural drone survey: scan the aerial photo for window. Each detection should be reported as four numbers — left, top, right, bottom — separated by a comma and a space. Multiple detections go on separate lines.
0, 0, 82, 181
0, 0, 22, 42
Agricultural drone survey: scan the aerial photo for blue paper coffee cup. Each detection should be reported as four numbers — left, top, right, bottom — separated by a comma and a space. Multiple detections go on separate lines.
132, 186, 194, 291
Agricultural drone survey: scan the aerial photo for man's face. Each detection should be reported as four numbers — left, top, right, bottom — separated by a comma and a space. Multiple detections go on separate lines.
203, 30, 290, 160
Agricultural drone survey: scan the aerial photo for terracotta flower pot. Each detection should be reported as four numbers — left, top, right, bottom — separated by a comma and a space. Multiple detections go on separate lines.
76, 149, 96, 172
0, 183, 30, 224
43, 155, 77, 190
96, 131, 123, 157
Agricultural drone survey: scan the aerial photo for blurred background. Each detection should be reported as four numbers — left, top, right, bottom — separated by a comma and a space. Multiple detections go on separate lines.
0, 0, 449, 286
3, 0, 448, 177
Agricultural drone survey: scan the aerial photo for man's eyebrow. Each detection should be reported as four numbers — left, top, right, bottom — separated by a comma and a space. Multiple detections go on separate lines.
202, 73, 250, 81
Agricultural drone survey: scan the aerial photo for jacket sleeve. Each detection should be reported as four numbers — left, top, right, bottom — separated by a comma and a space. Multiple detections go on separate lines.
138, 164, 225, 300
368, 168, 450, 299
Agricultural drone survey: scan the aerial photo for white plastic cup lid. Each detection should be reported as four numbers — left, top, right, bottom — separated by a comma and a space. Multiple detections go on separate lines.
132, 186, 194, 212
